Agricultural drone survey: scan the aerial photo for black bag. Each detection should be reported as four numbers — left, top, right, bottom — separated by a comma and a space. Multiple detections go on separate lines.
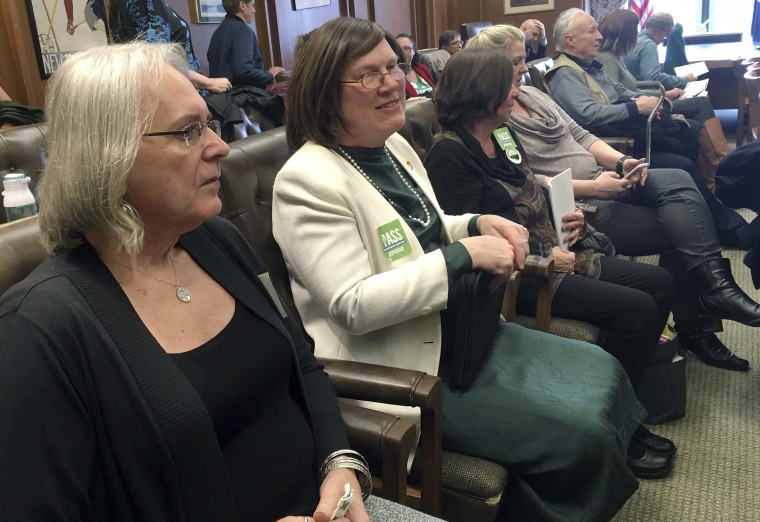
636, 327, 687, 424
441, 270, 506, 393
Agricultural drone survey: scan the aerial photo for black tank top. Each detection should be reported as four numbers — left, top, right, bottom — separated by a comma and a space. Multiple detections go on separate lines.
171, 301, 319, 520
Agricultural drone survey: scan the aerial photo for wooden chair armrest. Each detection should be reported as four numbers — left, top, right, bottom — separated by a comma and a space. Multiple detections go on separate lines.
521, 255, 555, 332
319, 358, 443, 515
320, 358, 441, 410
339, 402, 416, 505
501, 270, 521, 322
600, 136, 634, 155
575, 202, 599, 226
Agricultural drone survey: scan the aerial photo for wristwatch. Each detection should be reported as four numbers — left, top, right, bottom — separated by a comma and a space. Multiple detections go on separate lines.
616, 155, 632, 176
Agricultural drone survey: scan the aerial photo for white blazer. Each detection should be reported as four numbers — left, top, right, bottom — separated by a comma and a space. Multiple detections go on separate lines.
273, 133, 474, 431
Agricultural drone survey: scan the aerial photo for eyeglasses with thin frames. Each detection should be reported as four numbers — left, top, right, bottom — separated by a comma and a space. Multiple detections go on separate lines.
143, 120, 222, 147
340, 63, 410, 89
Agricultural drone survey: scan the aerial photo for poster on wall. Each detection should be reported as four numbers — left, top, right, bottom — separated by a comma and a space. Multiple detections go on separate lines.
504, 0, 555, 15
25, 0, 108, 80
293, 0, 331, 10
189, 0, 226, 24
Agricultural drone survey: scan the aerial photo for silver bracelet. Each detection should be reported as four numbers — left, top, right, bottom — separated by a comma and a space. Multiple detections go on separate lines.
319, 450, 372, 500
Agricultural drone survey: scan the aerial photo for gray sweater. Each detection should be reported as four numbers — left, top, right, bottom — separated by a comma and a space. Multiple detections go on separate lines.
545, 54, 639, 128
510, 86, 601, 183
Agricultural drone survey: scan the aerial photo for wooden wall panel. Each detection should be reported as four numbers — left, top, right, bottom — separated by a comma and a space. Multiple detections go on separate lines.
0, 0, 48, 107
372, 0, 412, 37
268, 0, 341, 69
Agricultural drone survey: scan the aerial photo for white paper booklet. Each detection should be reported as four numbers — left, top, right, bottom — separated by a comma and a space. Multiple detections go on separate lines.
674, 61, 709, 78
546, 168, 576, 248
683, 78, 709, 98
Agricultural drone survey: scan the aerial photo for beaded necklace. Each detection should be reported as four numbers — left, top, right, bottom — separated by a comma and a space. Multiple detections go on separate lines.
337, 146, 431, 227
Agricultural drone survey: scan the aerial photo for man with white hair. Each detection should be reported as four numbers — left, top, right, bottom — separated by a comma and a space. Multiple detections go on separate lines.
544, 8, 749, 253
544, 8, 661, 133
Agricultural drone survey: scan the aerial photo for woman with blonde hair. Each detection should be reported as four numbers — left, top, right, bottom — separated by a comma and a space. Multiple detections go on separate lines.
0, 40, 439, 522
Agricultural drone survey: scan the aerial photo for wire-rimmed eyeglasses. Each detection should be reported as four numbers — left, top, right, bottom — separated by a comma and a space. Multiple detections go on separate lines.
143, 120, 222, 147
340, 63, 410, 89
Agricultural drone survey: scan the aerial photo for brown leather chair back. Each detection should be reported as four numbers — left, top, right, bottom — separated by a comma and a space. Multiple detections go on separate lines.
418, 49, 451, 80
525, 57, 555, 94
217, 126, 298, 317
0, 124, 47, 224
397, 99, 441, 161
0, 216, 46, 297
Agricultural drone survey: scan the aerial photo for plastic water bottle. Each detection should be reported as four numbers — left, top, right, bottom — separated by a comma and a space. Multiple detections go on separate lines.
2, 171, 38, 222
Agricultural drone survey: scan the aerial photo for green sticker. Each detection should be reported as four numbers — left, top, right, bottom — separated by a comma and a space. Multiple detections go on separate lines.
377, 219, 412, 261
492, 127, 522, 163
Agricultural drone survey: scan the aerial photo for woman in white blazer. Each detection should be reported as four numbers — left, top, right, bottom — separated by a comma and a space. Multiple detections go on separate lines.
273, 17, 645, 522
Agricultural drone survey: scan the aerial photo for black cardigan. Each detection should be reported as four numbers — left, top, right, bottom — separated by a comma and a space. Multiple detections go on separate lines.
0, 217, 348, 521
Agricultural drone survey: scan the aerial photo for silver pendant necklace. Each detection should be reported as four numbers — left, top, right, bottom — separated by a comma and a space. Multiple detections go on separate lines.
111, 256, 192, 303
338, 146, 431, 227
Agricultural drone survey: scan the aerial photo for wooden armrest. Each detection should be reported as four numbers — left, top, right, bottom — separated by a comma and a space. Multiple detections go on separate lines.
501, 270, 521, 322
521, 255, 554, 332
575, 202, 599, 226
320, 358, 441, 410
319, 358, 443, 515
600, 136, 634, 155
340, 402, 416, 504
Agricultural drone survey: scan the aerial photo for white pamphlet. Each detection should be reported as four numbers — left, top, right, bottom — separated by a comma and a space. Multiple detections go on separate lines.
682, 78, 709, 98
674, 61, 709, 78
546, 168, 576, 248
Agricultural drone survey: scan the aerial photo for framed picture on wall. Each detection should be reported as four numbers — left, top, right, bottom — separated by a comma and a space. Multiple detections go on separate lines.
504, 0, 555, 15
189, 0, 226, 23
293, 0, 331, 9
25, 0, 109, 80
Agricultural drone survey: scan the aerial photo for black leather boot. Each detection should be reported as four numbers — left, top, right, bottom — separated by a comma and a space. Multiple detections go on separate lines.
678, 331, 750, 372
691, 258, 760, 327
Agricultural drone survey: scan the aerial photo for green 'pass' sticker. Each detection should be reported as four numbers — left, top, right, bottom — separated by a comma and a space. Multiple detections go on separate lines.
377, 219, 412, 261
492, 127, 522, 163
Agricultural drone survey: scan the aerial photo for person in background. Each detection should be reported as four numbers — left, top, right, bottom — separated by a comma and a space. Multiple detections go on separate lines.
207, 0, 286, 89
624, 12, 697, 91
396, 33, 435, 99
438, 29, 463, 55
520, 18, 548, 61
466, 23, 756, 371
545, 8, 748, 249
0, 85, 44, 129
273, 15, 649, 522
0, 40, 443, 522
600, 9, 730, 192
110, 0, 231, 95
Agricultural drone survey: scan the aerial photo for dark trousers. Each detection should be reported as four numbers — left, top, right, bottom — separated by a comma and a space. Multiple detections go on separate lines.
671, 96, 716, 123
517, 257, 674, 389
588, 167, 721, 331
647, 151, 748, 241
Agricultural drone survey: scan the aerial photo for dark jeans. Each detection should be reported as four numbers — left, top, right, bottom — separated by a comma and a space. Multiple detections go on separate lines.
671, 96, 716, 124
517, 257, 674, 389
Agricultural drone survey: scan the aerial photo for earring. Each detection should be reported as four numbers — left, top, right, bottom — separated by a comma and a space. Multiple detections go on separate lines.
121, 201, 138, 221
